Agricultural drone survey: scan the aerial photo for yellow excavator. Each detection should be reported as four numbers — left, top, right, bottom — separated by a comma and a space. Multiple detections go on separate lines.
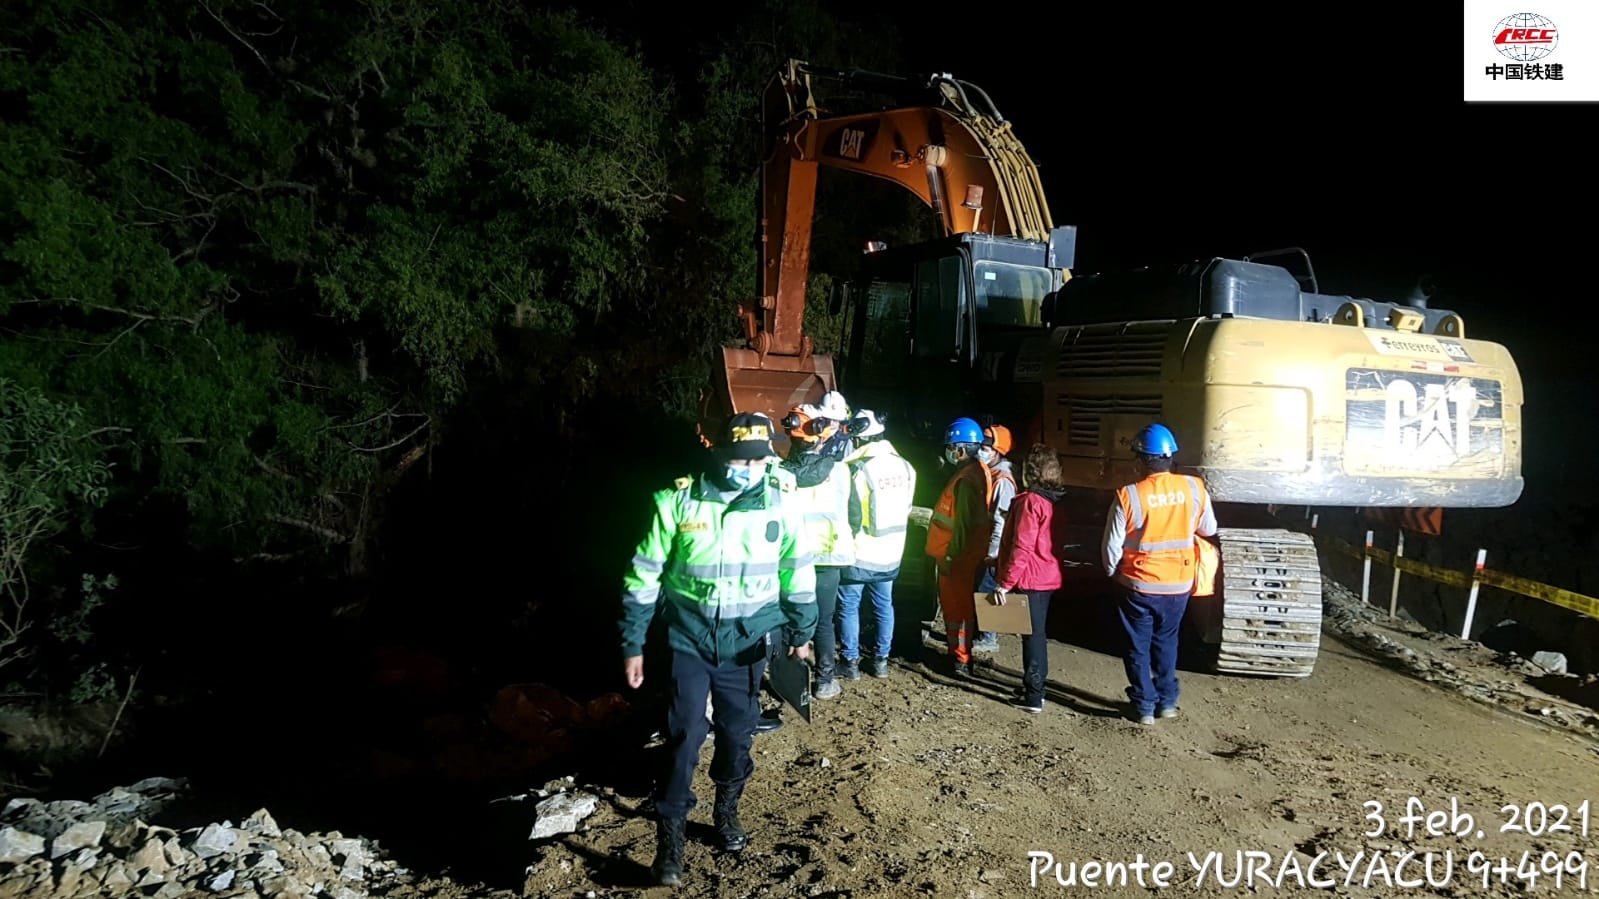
702, 59, 1525, 677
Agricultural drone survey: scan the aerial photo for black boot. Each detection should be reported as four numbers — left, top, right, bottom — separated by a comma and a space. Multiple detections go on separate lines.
652, 816, 685, 886
713, 784, 748, 852
754, 708, 783, 734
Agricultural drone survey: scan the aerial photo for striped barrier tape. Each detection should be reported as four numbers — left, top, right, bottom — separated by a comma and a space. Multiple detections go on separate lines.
1312, 532, 1599, 621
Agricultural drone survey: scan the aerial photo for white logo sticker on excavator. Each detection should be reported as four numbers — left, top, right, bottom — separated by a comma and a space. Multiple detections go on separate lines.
1382, 377, 1477, 454
1345, 368, 1503, 474
1362, 331, 1452, 361
838, 128, 867, 160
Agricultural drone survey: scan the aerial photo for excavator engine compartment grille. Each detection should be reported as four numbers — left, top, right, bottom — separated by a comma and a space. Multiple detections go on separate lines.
1054, 328, 1166, 379
1055, 394, 1163, 448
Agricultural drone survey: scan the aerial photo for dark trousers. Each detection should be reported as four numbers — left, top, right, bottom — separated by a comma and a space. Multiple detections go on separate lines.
1020, 590, 1054, 703
656, 649, 765, 819
813, 566, 841, 679
1118, 589, 1189, 715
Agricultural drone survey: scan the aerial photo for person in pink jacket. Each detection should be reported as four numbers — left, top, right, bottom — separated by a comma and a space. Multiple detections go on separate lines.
991, 444, 1071, 713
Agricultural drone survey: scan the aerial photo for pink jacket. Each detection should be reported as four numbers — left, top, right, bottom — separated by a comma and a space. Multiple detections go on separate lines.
995, 488, 1068, 592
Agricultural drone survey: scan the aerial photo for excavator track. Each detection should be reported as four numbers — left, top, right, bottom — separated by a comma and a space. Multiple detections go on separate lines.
1211, 527, 1322, 677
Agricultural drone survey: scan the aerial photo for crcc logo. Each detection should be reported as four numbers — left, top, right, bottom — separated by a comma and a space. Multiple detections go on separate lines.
1493, 12, 1558, 61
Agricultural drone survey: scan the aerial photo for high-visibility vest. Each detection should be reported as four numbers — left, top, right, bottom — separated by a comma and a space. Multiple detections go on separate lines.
926, 459, 990, 562
985, 459, 1016, 508
771, 464, 798, 493
619, 472, 818, 664
796, 459, 855, 566
983, 458, 1017, 557
842, 440, 917, 582
1112, 471, 1212, 595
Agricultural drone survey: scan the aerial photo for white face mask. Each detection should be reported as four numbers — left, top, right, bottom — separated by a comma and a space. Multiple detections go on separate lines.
724, 463, 766, 491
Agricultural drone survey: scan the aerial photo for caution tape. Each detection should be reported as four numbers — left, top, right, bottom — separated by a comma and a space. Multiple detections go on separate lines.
1477, 569, 1599, 620
1311, 533, 1599, 620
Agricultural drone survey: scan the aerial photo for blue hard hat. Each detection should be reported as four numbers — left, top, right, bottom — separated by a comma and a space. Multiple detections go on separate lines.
944, 417, 984, 446
1132, 423, 1179, 456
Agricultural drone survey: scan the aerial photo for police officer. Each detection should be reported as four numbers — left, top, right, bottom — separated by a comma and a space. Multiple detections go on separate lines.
620, 412, 817, 885
1102, 423, 1216, 725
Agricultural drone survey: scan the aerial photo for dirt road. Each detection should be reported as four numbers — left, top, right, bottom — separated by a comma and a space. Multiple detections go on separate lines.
502, 579, 1599, 899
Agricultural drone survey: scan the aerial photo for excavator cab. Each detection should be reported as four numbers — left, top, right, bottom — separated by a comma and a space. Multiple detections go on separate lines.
835, 229, 1073, 453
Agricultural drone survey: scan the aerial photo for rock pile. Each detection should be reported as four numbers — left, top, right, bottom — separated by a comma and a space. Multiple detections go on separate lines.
0, 777, 408, 898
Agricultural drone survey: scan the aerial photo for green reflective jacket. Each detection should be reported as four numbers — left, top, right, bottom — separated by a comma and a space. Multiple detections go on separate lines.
619, 470, 818, 665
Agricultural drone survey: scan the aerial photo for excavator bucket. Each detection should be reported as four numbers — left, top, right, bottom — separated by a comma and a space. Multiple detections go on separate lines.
699, 347, 837, 453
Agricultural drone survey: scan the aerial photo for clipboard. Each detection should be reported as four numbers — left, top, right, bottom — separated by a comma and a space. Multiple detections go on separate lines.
974, 592, 1032, 635
768, 649, 812, 722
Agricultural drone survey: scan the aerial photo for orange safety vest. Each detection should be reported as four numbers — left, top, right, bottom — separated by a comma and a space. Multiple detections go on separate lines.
926, 460, 991, 562
1112, 471, 1212, 595
985, 460, 1016, 507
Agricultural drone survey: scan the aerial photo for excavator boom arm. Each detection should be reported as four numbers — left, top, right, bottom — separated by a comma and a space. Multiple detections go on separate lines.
749, 59, 1054, 357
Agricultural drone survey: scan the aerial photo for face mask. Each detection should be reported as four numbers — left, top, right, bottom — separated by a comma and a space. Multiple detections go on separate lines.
942, 447, 961, 467
724, 465, 760, 491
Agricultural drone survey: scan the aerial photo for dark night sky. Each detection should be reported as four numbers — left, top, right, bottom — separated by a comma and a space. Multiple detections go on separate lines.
885, 11, 1588, 381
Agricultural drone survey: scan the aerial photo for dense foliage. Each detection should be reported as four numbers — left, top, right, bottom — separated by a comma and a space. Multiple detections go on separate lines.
0, 0, 921, 701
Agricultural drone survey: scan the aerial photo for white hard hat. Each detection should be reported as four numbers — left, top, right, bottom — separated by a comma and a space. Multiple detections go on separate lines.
818, 390, 850, 421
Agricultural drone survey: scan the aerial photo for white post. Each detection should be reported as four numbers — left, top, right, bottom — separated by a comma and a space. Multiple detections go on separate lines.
1388, 529, 1405, 619
1460, 548, 1487, 639
1310, 513, 1319, 530
1361, 530, 1374, 605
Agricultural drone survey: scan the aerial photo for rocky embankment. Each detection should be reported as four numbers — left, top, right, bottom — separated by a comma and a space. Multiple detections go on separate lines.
0, 778, 406, 899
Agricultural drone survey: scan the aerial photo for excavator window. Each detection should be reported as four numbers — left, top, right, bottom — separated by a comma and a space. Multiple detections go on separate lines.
854, 278, 911, 387
912, 256, 965, 360
973, 261, 1050, 327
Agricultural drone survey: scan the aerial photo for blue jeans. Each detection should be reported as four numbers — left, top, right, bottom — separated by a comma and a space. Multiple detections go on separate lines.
1118, 589, 1190, 715
837, 580, 894, 661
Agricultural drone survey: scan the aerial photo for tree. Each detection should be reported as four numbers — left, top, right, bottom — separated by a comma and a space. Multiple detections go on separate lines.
0, 380, 111, 672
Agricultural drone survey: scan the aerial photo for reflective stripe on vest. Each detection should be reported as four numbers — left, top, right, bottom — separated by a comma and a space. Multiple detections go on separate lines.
852, 443, 916, 574
797, 461, 855, 566
1115, 472, 1208, 594
622, 475, 817, 619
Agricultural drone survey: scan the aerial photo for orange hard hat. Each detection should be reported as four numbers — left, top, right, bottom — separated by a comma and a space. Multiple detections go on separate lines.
983, 424, 1012, 456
